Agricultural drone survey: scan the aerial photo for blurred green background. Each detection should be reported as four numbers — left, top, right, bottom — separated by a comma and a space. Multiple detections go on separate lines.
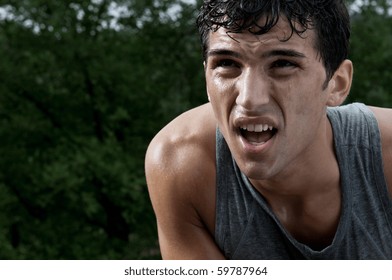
0, 0, 391, 259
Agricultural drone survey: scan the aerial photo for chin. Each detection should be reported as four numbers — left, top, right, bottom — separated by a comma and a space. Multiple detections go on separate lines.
238, 162, 275, 181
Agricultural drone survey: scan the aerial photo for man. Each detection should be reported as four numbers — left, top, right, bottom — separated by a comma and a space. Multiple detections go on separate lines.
145, 0, 392, 259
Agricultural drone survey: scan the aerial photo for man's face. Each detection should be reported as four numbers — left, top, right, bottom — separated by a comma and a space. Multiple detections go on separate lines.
205, 18, 335, 182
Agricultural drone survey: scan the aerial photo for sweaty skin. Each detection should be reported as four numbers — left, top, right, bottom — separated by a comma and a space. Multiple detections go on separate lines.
145, 18, 392, 259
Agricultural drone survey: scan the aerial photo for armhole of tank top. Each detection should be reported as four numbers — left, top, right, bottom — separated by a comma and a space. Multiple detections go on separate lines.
326, 106, 353, 250
357, 104, 392, 226
215, 127, 228, 253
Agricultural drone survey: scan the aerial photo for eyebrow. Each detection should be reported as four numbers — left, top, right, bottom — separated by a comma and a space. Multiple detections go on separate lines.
262, 49, 306, 59
207, 49, 242, 59
206, 48, 306, 60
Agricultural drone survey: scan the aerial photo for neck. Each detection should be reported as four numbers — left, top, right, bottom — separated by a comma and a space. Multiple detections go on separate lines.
250, 116, 339, 198
249, 117, 342, 248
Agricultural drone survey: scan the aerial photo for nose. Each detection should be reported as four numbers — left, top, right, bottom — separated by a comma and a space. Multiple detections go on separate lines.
235, 69, 270, 111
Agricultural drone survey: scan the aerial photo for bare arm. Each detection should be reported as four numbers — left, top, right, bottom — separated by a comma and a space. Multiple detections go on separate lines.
370, 106, 392, 198
145, 104, 225, 259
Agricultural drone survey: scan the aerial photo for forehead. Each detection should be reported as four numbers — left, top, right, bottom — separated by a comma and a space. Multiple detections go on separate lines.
207, 17, 318, 58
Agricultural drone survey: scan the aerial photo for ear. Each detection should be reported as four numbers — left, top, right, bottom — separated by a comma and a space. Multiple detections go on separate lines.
203, 61, 211, 102
326, 59, 353, 106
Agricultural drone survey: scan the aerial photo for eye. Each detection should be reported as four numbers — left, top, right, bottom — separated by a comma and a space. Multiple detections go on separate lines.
271, 59, 298, 68
214, 59, 239, 69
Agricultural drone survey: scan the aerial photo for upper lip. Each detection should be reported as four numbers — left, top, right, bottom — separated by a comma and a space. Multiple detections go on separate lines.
234, 116, 278, 132
241, 124, 274, 132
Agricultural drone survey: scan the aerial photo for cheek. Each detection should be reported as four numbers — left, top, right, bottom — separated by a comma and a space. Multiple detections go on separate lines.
276, 82, 327, 140
207, 76, 237, 107
283, 77, 327, 112
206, 81, 225, 122
207, 81, 239, 135
207, 70, 237, 94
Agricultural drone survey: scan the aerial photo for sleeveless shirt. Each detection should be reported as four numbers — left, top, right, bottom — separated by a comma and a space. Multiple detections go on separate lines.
215, 103, 392, 259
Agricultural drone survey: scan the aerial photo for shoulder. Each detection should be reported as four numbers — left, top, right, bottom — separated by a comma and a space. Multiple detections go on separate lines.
368, 105, 392, 198
328, 103, 379, 145
145, 102, 217, 231
145, 102, 216, 183
368, 105, 392, 134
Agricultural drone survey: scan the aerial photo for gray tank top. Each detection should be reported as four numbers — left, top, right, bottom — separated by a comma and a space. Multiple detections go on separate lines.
215, 103, 392, 259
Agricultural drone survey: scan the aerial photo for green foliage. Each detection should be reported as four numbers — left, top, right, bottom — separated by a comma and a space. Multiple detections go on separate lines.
0, 0, 391, 259
0, 0, 205, 259
347, 0, 392, 106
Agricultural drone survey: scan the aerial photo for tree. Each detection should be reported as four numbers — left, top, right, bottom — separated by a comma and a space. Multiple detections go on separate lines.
0, 0, 205, 259
0, 0, 390, 259
347, 0, 392, 107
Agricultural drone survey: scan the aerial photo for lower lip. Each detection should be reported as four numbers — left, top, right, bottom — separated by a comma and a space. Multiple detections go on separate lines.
238, 133, 275, 155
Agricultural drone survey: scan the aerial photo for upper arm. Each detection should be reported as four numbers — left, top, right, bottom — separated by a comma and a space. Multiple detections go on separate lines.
145, 106, 225, 260
370, 106, 392, 198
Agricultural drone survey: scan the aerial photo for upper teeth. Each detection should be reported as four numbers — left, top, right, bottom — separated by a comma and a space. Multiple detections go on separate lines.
241, 124, 274, 132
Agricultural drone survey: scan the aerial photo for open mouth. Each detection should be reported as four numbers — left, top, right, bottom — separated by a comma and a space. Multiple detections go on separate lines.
240, 124, 277, 145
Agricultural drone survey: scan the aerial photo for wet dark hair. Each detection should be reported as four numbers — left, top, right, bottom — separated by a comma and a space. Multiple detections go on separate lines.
196, 0, 350, 83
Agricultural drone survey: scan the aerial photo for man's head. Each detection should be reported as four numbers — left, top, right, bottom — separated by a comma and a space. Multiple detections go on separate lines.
197, 0, 350, 84
198, 0, 353, 184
